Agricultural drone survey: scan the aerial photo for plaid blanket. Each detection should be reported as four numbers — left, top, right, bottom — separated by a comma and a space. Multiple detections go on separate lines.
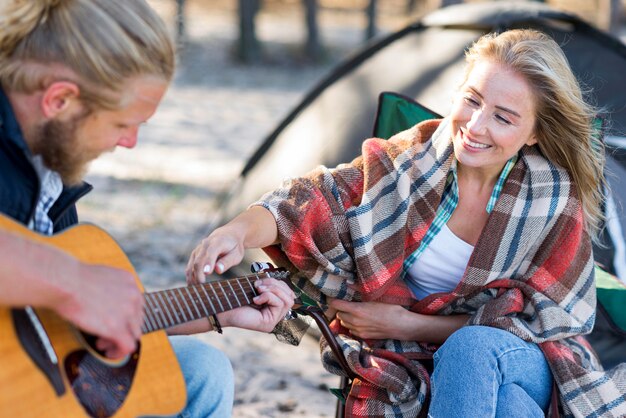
258, 119, 626, 417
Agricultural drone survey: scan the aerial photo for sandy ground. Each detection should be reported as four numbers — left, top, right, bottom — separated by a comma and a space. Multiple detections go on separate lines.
76, 1, 426, 417
74, 1, 626, 417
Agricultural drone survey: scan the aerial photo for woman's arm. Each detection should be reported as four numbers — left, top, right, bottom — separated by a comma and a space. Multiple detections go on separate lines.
167, 277, 295, 335
330, 299, 469, 344
185, 205, 278, 283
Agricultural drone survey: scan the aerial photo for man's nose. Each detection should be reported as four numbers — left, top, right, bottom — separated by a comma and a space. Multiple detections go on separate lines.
117, 127, 139, 149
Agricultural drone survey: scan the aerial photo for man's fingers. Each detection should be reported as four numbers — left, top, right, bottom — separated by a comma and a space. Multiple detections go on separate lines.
97, 335, 136, 360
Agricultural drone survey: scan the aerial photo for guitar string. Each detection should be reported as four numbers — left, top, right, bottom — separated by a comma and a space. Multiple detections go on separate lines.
142, 294, 161, 332
142, 271, 285, 331
146, 293, 168, 331
156, 291, 177, 327
144, 278, 256, 330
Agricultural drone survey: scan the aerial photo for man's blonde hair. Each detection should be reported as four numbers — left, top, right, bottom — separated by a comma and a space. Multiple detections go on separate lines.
0, 0, 175, 109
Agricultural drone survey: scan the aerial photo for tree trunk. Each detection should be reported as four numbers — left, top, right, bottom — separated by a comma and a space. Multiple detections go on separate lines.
238, 0, 261, 62
176, 0, 186, 43
365, 0, 377, 40
304, 0, 323, 60
440, 0, 463, 7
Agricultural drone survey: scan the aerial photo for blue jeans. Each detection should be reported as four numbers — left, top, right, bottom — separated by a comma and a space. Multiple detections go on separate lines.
170, 335, 234, 418
428, 326, 553, 418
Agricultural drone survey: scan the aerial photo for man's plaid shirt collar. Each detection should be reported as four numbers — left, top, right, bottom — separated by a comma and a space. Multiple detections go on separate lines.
28, 156, 63, 235
402, 154, 518, 278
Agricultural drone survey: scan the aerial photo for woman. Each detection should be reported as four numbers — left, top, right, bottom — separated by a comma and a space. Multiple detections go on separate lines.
0, 1, 293, 417
188, 30, 618, 417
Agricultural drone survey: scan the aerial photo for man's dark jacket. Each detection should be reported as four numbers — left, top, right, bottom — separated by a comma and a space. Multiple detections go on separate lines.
0, 88, 91, 231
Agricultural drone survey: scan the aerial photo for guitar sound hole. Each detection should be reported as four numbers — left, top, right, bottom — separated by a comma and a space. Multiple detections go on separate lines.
78, 331, 130, 366
64, 342, 140, 418
81, 332, 104, 355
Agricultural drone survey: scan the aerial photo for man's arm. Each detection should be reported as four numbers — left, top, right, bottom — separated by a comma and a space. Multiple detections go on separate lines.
0, 229, 144, 359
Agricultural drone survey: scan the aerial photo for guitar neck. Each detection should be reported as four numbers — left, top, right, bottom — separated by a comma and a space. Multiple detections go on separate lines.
141, 270, 288, 334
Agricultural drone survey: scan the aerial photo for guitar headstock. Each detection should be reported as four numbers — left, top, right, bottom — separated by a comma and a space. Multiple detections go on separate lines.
250, 262, 287, 278
250, 261, 301, 308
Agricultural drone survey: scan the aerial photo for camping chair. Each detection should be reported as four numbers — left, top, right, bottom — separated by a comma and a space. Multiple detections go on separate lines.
292, 92, 626, 416
291, 300, 355, 418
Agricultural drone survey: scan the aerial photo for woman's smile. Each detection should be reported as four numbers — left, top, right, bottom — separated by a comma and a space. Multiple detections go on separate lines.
460, 129, 491, 150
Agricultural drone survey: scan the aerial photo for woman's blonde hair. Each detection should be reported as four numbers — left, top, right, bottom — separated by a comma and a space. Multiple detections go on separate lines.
0, 0, 175, 109
464, 29, 606, 239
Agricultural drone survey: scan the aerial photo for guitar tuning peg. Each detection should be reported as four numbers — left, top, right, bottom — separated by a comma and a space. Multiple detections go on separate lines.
250, 261, 275, 273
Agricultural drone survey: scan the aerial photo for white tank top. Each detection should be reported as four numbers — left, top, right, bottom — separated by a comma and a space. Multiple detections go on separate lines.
405, 223, 474, 300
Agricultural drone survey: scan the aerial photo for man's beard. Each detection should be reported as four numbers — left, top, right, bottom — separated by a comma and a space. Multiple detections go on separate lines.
32, 115, 101, 186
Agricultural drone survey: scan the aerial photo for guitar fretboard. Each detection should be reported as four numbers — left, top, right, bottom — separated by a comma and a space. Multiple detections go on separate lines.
141, 270, 289, 333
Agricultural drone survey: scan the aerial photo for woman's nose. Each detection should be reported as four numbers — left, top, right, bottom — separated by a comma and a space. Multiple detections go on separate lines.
467, 110, 487, 136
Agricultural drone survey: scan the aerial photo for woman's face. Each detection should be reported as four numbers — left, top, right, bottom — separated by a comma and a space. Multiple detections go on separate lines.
449, 60, 538, 179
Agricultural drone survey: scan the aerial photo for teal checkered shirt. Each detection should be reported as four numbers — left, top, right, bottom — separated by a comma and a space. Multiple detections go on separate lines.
402, 155, 518, 278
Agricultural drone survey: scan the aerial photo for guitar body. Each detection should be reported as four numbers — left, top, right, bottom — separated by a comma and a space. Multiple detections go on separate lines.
0, 216, 186, 417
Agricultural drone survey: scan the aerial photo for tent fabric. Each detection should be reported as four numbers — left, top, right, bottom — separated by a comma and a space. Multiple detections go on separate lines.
215, 2, 626, 284
211, 0, 626, 373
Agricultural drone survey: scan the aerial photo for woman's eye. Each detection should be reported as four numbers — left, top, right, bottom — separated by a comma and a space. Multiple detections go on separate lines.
464, 96, 479, 106
495, 114, 511, 125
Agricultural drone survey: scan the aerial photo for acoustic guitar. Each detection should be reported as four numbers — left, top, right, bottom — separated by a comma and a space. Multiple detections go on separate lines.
0, 214, 290, 417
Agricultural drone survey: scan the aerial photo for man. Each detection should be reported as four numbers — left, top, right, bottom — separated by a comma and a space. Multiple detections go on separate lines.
0, 1, 294, 417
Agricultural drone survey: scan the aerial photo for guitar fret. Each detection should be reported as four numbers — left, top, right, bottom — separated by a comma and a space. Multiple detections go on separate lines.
169, 291, 188, 323
246, 277, 259, 297
227, 280, 241, 307
184, 286, 203, 319
144, 294, 164, 331
217, 281, 233, 310
191, 286, 211, 317
152, 293, 173, 329
156, 292, 176, 327
199, 285, 218, 314
209, 284, 225, 312
236, 279, 251, 304
175, 288, 193, 322
163, 289, 183, 324
139, 268, 290, 335
141, 295, 156, 332
151, 294, 170, 328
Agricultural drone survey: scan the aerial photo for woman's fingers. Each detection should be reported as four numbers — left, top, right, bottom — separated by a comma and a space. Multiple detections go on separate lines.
253, 279, 295, 307
186, 233, 243, 283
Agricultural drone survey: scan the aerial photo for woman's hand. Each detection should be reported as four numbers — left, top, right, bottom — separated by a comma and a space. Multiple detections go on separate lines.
219, 278, 296, 332
186, 224, 246, 284
185, 206, 279, 284
330, 299, 470, 343
330, 299, 420, 340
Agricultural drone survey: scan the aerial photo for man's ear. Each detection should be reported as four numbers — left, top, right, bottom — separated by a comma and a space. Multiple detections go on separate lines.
40, 81, 81, 119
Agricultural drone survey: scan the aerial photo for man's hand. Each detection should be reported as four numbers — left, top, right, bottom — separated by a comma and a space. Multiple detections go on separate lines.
52, 262, 144, 359
0, 230, 145, 360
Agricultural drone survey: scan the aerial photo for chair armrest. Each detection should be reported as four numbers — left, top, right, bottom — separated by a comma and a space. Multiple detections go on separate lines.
293, 305, 357, 381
